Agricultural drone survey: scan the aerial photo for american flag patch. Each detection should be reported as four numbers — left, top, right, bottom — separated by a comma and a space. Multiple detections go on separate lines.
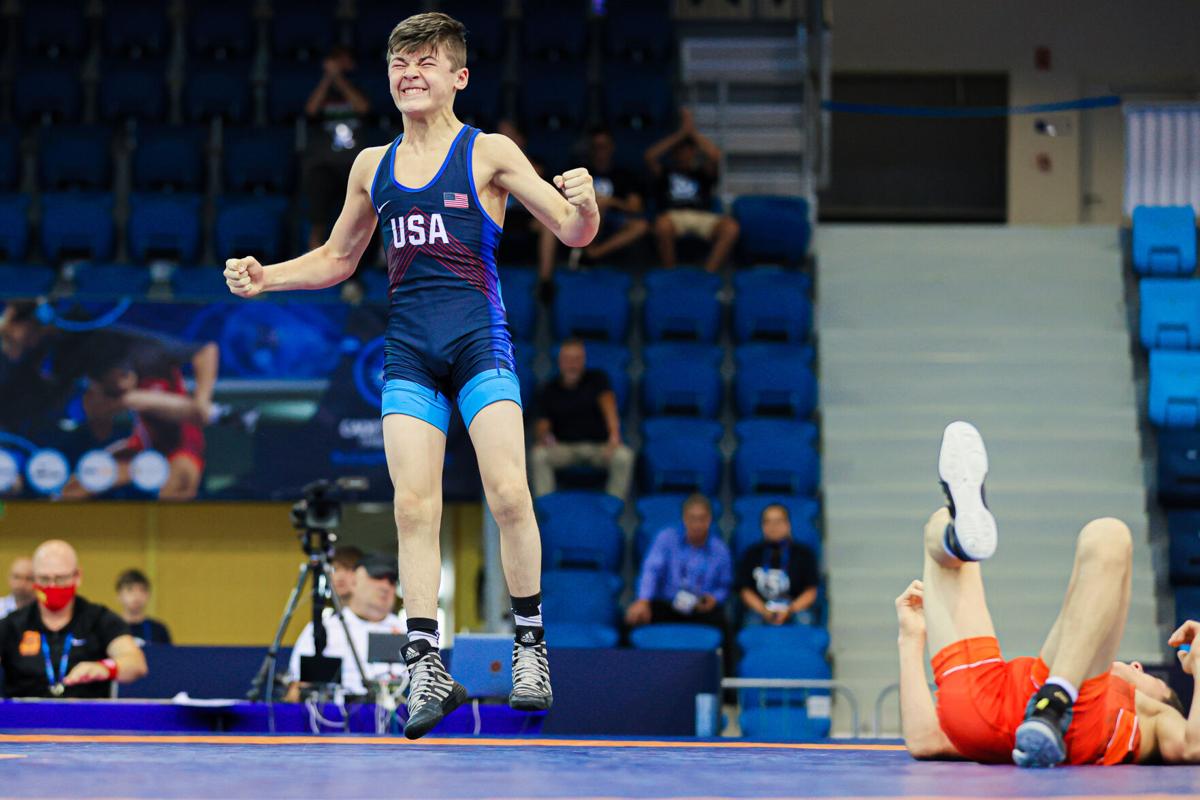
443, 192, 469, 209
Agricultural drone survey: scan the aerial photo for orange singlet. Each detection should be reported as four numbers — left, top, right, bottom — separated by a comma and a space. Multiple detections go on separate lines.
932, 636, 1141, 765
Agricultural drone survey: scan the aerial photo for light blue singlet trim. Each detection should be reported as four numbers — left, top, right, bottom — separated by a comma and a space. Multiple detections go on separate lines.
458, 368, 522, 430
390, 125, 470, 193
381, 379, 453, 434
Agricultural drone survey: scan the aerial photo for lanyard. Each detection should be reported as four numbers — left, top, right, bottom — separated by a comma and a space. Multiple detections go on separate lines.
41, 633, 74, 694
679, 534, 709, 594
764, 543, 791, 574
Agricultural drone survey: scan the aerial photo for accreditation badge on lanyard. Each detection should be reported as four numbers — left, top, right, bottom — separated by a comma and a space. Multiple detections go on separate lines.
42, 633, 74, 697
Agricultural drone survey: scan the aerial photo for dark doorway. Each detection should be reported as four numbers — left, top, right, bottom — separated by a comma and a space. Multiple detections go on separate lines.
819, 73, 1008, 222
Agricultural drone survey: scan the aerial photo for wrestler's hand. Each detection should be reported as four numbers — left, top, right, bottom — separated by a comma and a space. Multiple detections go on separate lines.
1169, 619, 1200, 675
554, 168, 598, 219
895, 580, 926, 641
225, 256, 265, 299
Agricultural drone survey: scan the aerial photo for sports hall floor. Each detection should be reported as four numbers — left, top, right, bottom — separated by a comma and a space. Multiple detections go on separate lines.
0, 734, 1196, 799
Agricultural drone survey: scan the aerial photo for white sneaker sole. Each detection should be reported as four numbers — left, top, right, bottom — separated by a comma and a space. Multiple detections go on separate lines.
938, 421, 997, 561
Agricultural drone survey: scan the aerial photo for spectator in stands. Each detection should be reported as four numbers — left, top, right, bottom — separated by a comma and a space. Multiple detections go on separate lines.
330, 544, 365, 608
530, 338, 633, 501
0, 557, 34, 619
736, 504, 819, 627
626, 494, 732, 629
303, 45, 371, 251
551, 127, 649, 268
645, 108, 740, 273
0, 539, 147, 698
493, 120, 559, 302
114, 569, 172, 646
286, 552, 407, 700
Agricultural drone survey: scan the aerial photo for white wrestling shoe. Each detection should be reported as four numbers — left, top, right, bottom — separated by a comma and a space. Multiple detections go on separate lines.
937, 421, 998, 561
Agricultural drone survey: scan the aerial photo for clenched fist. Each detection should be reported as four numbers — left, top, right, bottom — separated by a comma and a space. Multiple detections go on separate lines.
225, 256, 265, 299
553, 168, 598, 217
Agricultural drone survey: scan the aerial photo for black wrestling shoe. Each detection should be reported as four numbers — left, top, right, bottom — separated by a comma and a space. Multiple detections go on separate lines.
937, 421, 997, 561
402, 639, 467, 740
508, 630, 553, 711
1013, 683, 1074, 768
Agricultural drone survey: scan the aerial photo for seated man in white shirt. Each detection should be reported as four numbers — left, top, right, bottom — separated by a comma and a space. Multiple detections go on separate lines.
285, 552, 407, 700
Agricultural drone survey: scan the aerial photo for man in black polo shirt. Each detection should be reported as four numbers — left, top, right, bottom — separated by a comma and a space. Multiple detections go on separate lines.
530, 338, 633, 501
737, 504, 819, 627
0, 540, 147, 698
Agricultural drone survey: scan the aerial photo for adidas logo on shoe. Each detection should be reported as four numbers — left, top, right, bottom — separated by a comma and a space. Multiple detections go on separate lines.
520, 631, 537, 645
404, 646, 420, 660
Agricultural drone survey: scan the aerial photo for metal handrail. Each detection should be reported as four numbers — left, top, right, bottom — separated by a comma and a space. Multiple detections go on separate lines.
872, 681, 937, 738
720, 678, 860, 737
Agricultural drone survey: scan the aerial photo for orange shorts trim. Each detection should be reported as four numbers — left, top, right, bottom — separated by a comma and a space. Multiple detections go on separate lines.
932, 636, 1140, 765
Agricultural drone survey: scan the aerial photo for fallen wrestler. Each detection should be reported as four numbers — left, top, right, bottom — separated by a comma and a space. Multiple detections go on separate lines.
896, 420, 1200, 767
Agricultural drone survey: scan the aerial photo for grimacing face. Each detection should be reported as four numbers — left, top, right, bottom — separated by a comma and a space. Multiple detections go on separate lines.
388, 46, 467, 117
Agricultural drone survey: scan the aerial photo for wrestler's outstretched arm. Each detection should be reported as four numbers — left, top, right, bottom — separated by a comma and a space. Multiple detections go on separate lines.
896, 580, 962, 760
225, 147, 383, 297
475, 133, 599, 248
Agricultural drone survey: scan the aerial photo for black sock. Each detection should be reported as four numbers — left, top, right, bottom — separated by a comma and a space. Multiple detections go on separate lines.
512, 593, 543, 646
406, 616, 440, 651
1027, 683, 1074, 730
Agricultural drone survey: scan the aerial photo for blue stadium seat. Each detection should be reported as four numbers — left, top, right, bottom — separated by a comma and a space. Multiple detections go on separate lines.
550, 622, 619, 648
441, 0, 506, 59
1158, 429, 1200, 506
735, 420, 820, 495
103, 0, 170, 58
635, 493, 723, 562
170, 267, 229, 301
631, 624, 723, 651
1140, 279, 1200, 350
642, 343, 722, 417
738, 647, 831, 718
355, 1, 403, 60
14, 64, 82, 123
500, 267, 537, 339
133, 125, 207, 191
739, 706, 829, 741
214, 195, 289, 263
540, 504, 623, 572
1132, 205, 1197, 277
542, 569, 622, 625
604, 0, 673, 63
37, 126, 112, 191
1178, 587, 1200, 628
734, 266, 813, 295
1169, 511, 1200, 585
0, 264, 55, 297
184, 61, 253, 122
521, 0, 589, 62
0, 127, 19, 191
99, 60, 168, 122
737, 624, 830, 657
1149, 350, 1200, 428
23, 0, 86, 57
513, 340, 536, 407
735, 344, 818, 418
536, 490, 624, 526
525, 127, 583, 177
128, 193, 204, 263
641, 418, 722, 494
40, 192, 115, 262
602, 62, 676, 133
72, 263, 151, 297
643, 268, 722, 342
732, 196, 811, 265
733, 494, 820, 534
268, 64, 323, 123
223, 126, 296, 193
454, 63, 503, 129
0, 195, 31, 260
189, 2, 254, 57
733, 276, 812, 343
553, 270, 631, 341
270, 2, 334, 60
520, 65, 589, 132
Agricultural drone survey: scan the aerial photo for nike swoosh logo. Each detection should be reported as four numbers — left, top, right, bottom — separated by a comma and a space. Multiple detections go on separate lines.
376, 200, 392, 216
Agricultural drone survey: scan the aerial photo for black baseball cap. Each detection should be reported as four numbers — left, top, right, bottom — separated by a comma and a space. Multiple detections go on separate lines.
357, 553, 399, 583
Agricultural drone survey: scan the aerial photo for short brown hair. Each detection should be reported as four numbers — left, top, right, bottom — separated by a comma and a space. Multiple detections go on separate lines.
682, 494, 713, 516
760, 503, 791, 525
331, 544, 365, 571
386, 12, 467, 70
116, 568, 150, 592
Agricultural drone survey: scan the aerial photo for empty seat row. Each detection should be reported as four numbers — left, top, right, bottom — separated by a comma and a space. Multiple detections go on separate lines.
1132, 205, 1197, 277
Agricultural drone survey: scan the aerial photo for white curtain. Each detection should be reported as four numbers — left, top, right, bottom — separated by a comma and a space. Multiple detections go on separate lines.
1125, 103, 1200, 216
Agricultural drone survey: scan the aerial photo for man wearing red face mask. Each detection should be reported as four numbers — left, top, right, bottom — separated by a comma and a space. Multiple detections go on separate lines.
0, 540, 147, 698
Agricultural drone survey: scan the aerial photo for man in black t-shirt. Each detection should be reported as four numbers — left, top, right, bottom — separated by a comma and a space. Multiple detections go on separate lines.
530, 338, 633, 501
645, 108, 740, 273
0, 540, 147, 698
114, 569, 172, 646
564, 128, 650, 266
736, 504, 819, 627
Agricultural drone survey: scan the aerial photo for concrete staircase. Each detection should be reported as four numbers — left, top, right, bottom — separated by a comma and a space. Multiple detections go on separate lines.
817, 225, 1162, 736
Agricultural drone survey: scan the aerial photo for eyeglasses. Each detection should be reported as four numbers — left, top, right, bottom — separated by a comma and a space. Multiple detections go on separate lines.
34, 572, 78, 587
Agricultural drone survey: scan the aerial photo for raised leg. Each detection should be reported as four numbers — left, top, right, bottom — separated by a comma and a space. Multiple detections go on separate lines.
921, 507, 997, 657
